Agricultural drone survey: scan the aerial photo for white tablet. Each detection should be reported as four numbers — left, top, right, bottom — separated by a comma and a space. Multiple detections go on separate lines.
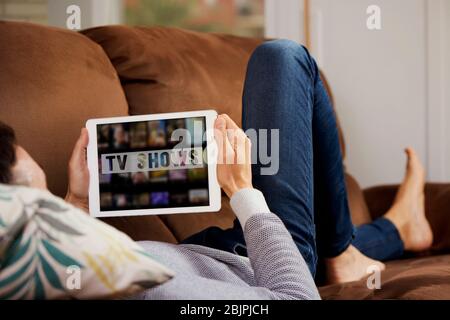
86, 110, 221, 218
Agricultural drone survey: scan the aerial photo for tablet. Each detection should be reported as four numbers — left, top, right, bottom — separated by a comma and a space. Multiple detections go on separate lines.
86, 110, 221, 218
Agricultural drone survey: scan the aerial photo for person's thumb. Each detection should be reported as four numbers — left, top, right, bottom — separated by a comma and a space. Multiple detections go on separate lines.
70, 128, 89, 167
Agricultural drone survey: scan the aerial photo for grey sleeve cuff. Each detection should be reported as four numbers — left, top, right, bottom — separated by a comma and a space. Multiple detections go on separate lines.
230, 188, 271, 228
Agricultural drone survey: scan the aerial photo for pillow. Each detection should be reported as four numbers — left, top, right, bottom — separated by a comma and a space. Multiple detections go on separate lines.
0, 184, 174, 299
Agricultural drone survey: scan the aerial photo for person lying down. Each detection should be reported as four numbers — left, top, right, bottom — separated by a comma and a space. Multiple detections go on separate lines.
0, 118, 319, 299
0, 41, 433, 300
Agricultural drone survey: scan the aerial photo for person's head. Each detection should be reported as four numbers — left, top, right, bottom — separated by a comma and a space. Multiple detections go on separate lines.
0, 122, 16, 184
0, 122, 46, 189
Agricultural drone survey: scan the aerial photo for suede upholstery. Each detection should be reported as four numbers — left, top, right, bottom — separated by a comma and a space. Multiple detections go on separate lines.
1, 21, 449, 299
319, 254, 450, 299
0, 21, 129, 198
365, 183, 450, 253
81, 26, 262, 239
81, 26, 262, 127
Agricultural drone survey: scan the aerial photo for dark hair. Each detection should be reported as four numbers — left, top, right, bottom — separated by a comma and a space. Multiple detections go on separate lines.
0, 122, 16, 184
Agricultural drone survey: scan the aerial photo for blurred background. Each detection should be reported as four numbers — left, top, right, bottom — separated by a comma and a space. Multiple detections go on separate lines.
0, 0, 449, 189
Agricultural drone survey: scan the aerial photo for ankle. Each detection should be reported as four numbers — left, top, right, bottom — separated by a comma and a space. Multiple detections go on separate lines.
384, 208, 408, 244
325, 245, 355, 265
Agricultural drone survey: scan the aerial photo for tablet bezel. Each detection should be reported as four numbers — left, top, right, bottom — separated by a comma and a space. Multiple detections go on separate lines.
86, 110, 221, 218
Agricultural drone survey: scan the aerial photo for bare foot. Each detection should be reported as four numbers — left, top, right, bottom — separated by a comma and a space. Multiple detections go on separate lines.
385, 148, 433, 251
325, 245, 385, 284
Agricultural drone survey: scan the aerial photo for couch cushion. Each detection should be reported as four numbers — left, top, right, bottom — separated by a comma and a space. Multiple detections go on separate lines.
0, 21, 129, 198
81, 26, 262, 127
101, 215, 179, 243
345, 173, 372, 226
365, 183, 450, 253
159, 196, 235, 242
82, 26, 362, 242
81, 26, 261, 239
319, 254, 450, 299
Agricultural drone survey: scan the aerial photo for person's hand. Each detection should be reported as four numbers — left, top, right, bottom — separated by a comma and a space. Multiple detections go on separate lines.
214, 114, 253, 198
65, 128, 89, 212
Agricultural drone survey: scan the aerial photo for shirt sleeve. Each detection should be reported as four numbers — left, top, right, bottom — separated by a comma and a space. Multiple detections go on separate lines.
230, 188, 321, 300
230, 188, 271, 226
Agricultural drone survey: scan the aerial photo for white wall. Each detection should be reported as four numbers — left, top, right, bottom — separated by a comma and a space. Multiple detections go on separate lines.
47, 0, 123, 29
310, 0, 428, 188
265, 0, 305, 43
427, 0, 450, 183
45, 0, 449, 188
445, 2, 450, 181
266, 0, 449, 188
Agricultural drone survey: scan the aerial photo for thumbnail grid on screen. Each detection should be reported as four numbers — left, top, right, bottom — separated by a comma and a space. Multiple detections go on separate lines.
97, 117, 209, 211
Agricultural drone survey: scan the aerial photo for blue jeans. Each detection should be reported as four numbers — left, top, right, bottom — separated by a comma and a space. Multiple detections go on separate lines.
182, 40, 404, 277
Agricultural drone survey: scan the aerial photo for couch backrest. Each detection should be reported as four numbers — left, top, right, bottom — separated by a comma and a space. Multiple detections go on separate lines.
0, 21, 129, 197
81, 26, 348, 157
82, 26, 262, 126
82, 25, 371, 231
0, 22, 371, 243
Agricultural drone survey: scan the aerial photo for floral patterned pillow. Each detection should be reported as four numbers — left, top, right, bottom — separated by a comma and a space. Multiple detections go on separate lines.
0, 184, 174, 299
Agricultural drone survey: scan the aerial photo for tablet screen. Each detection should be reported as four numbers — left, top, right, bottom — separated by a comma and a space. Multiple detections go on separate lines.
96, 117, 209, 211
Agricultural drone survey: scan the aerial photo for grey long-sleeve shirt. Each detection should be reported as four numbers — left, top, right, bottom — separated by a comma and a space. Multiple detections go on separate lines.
136, 189, 320, 300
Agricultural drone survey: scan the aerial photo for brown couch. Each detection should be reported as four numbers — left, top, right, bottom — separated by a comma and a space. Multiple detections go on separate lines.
1, 21, 449, 299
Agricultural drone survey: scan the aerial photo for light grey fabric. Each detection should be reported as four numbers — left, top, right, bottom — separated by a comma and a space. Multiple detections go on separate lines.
230, 188, 271, 226
136, 211, 320, 300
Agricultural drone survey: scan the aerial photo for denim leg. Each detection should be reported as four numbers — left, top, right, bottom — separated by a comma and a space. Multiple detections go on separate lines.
353, 217, 404, 261
240, 40, 318, 274
241, 38, 362, 274
183, 40, 405, 274
183, 39, 350, 276
244, 40, 405, 263
181, 219, 247, 256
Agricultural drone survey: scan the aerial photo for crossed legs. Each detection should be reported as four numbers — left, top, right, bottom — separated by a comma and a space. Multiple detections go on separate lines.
183, 40, 433, 284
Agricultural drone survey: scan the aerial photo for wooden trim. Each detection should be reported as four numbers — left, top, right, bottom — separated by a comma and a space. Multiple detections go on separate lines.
303, 0, 311, 49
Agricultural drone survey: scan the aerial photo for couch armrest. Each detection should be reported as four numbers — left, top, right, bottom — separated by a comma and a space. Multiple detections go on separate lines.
364, 183, 450, 253
100, 216, 178, 243
363, 184, 398, 220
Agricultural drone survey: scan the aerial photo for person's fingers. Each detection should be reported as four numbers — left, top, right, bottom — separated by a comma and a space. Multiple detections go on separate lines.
69, 128, 89, 168
214, 117, 227, 164
80, 128, 89, 147
218, 116, 236, 164
219, 114, 247, 159
231, 132, 248, 164
221, 114, 240, 130
221, 114, 242, 145
245, 136, 252, 165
